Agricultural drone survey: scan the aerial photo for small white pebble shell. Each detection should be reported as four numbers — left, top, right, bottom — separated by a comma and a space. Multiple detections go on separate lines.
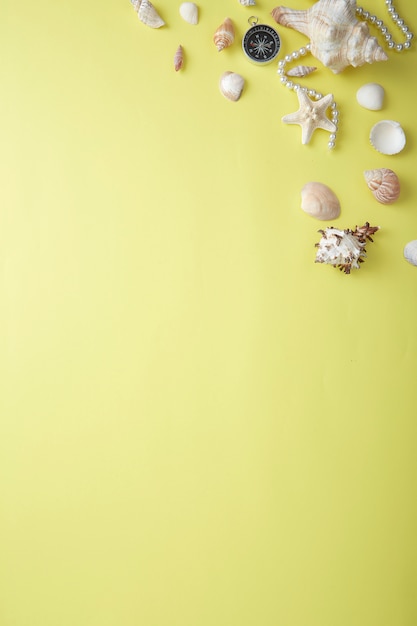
369, 120, 406, 155
404, 240, 417, 266
179, 2, 198, 25
356, 83, 385, 111
301, 182, 341, 221
219, 71, 244, 102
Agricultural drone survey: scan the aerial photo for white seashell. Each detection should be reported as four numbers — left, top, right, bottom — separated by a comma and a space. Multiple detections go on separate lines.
213, 18, 235, 51
219, 71, 245, 102
239, 0, 256, 5
315, 223, 379, 273
271, 0, 388, 74
174, 45, 184, 71
179, 2, 198, 25
369, 120, 406, 155
404, 240, 417, 266
286, 65, 317, 77
131, 0, 165, 28
301, 182, 341, 220
356, 82, 385, 111
363, 168, 400, 204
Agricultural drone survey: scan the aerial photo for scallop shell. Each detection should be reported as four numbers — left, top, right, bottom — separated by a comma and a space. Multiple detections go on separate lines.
271, 0, 388, 74
219, 71, 245, 102
130, 0, 165, 28
369, 120, 406, 155
356, 82, 385, 111
364, 168, 400, 204
213, 18, 235, 52
404, 240, 417, 267
174, 45, 184, 71
239, 0, 256, 5
301, 182, 341, 220
179, 2, 198, 25
286, 65, 317, 77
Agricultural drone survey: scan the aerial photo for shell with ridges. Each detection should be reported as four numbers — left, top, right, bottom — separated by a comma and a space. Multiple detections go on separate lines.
213, 18, 235, 52
356, 82, 385, 111
271, 0, 388, 74
179, 2, 198, 25
369, 120, 406, 155
239, 0, 256, 5
174, 45, 184, 72
301, 182, 341, 220
364, 168, 400, 204
404, 240, 417, 267
130, 0, 165, 28
219, 71, 245, 102
286, 65, 317, 77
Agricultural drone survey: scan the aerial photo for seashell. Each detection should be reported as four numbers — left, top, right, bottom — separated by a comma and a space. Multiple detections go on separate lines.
286, 65, 317, 77
213, 18, 235, 52
271, 0, 388, 74
130, 0, 165, 28
301, 182, 341, 220
239, 0, 256, 5
356, 82, 385, 111
219, 71, 245, 101
363, 168, 400, 204
369, 120, 406, 155
315, 222, 379, 273
404, 240, 417, 267
174, 45, 184, 71
179, 2, 198, 25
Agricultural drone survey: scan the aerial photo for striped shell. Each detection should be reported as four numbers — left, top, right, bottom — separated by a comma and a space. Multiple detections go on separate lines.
130, 0, 165, 28
364, 168, 400, 204
174, 45, 184, 71
286, 65, 317, 77
213, 18, 235, 51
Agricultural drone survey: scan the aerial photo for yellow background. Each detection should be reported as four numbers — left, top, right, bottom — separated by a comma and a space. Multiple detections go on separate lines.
1, 1, 417, 624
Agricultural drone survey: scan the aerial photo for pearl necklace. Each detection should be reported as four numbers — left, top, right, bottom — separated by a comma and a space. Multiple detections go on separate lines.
277, 0, 414, 150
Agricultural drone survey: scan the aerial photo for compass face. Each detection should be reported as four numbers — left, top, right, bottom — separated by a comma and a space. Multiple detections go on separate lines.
242, 24, 281, 64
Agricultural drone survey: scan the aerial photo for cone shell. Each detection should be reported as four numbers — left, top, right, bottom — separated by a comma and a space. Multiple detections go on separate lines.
179, 2, 198, 25
369, 120, 406, 155
364, 168, 400, 204
301, 181, 341, 221
131, 0, 165, 28
404, 240, 417, 267
174, 45, 184, 71
271, 0, 388, 73
286, 65, 317, 77
213, 18, 235, 52
219, 71, 245, 102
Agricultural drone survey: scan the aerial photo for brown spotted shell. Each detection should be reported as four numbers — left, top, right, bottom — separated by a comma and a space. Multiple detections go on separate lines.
363, 168, 400, 204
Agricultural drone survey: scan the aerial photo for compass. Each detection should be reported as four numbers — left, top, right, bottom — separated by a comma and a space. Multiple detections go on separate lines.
242, 17, 281, 65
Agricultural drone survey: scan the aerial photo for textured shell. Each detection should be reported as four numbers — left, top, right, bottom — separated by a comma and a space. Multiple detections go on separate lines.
369, 120, 406, 155
271, 0, 388, 73
356, 82, 385, 111
364, 168, 400, 204
239, 0, 256, 5
213, 18, 235, 51
179, 2, 198, 25
219, 71, 245, 101
404, 240, 417, 267
174, 45, 184, 71
301, 181, 341, 220
286, 65, 317, 77
131, 0, 165, 28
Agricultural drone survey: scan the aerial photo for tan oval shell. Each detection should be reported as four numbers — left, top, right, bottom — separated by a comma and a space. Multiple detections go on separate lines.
404, 240, 417, 266
364, 168, 400, 204
271, 0, 388, 73
369, 120, 406, 155
213, 18, 235, 51
179, 2, 198, 25
174, 45, 184, 72
131, 0, 165, 28
286, 65, 317, 77
219, 71, 245, 102
301, 181, 341, 221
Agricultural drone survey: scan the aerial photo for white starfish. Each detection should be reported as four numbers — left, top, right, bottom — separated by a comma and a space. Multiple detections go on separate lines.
282, 89, 336, 144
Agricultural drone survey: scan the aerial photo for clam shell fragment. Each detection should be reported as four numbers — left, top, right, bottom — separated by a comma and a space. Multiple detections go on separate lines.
364, 168, 400, 204
356, 82, 385, 111
130, 0, 165, 28
219, 71, 245, 102
369, 120, 406, 155
404, 240, 417, 267
179, 2, 198, 25
213, 18, 235, 52
301, 181, 341, 220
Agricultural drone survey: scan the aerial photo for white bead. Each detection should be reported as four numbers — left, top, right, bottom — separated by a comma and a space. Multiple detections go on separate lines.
329, 134, 337, 141
292, 51, 299, 60
404, 41, 411, 49
305, 43, 311, 51
396, 43, 403, 51
285, 55, 292, 63
280, 76, 288, 84
328, 141, 335, 149
406, 32, 414, 39
299, 47, 306, 56
388, 41, 395, 48
397, 19, 404, 26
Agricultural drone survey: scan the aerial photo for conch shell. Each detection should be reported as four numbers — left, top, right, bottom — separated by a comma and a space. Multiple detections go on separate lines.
174, 45, 184, 72
301, 182, 341, 220
219, 71, 245, 101
271, 0, 388, 73
364, 168, 400, 204
213, 18, 235, 51
315, 222, 380, 273
130, 0, 165, 28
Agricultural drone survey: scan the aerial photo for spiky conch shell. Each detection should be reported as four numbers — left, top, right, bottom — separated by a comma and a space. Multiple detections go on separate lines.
213, 18, 235, 52
364, 168, 400, 204
130, 0, 165, 28
315, 223, 379, 273
174, 45, 184, 72
271, 0, 388, 73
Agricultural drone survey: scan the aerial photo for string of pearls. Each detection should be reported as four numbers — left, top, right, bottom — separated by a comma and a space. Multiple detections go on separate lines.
277, 45, 340, 150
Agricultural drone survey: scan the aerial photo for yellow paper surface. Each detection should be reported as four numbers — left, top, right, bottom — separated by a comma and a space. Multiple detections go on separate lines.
1, 1, 417, 624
